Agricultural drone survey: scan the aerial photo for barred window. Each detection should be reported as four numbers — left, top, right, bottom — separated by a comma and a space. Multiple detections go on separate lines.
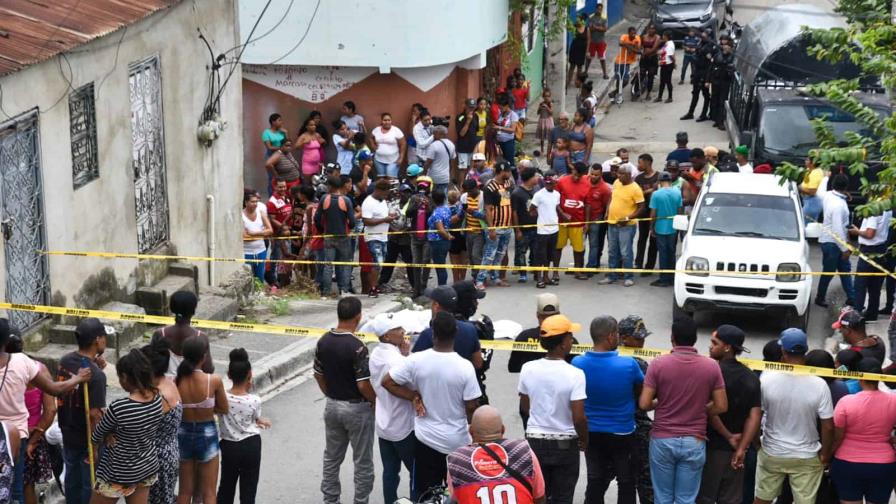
69, 83, 99, 188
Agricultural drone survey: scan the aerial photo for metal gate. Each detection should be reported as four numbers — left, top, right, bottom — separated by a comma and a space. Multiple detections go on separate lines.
128, 55, 169, 253
0, 111, 49, 330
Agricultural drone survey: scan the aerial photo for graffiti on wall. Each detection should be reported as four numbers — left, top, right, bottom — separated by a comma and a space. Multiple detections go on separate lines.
242, 65, 377, 103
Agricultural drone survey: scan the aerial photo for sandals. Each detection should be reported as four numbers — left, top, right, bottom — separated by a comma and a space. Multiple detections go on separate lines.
550, 276, 560, 286
536, 280, 546, 289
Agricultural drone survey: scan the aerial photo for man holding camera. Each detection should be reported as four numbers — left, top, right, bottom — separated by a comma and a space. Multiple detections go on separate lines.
413, 110, 435, 165
457, 98, 486, 188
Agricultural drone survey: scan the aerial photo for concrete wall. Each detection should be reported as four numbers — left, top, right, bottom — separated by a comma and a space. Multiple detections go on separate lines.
0, 0, 244, 308
242, 67, 481, 192
238, 0, 508, 69
521, 8, 546, 100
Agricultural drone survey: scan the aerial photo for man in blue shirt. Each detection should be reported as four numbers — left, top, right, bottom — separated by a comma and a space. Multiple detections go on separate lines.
412, 286, 484, 371
572, 315, 645, 504
650, 172, 683, 287
680, 28, 701, 84
666, 131, 692, 166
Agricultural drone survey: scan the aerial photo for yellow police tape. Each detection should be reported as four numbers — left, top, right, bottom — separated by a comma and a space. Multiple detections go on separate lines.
39, 250, 894, 277
3, 300, 894, 383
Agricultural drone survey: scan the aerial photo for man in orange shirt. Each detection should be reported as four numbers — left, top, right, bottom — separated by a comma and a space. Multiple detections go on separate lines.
610, 26, 641, 98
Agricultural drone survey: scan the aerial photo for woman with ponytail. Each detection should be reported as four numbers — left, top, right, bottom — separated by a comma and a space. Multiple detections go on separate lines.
90, 349, 163, 503
176, 336, 228, 504
152, 291, 214, 378
217, 348, 271, 504
141, 339, 182, 504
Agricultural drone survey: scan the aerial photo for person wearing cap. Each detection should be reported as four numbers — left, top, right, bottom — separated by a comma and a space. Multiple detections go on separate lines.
518, 314, 588, 503
456, 98, 488, 186
699, 325, 761, 504
530, 171, 563, 287
572, 315, 644, 504
460, 179, 487, 278
405, 176, 434, 298
512, 168, 541, 284
384, 311, 482, 496
601, 163, 645, 287
508, 294, 571, 374
664, 160, 684, 191
378, 182, 416, 294
734, 145, 752, 174
667, 131, 691, 166
585, 163, 612, 275
616, 315, 654, 504
638, 315, 727, 504
413, 286, 484, 371
361, 178, 397, 298
830, 357, 896, 504
754, 328, 834, 504
833, 310, 886, 364
475, 162, 515, 290
55, 318, 108, 504
368, 317, 416, 503
466, 153, 495, 187
650, 171, 683, 287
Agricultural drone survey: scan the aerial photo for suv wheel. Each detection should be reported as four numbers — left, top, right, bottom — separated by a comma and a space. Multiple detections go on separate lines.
785, 308, 810, 330
672, 297, 694, 319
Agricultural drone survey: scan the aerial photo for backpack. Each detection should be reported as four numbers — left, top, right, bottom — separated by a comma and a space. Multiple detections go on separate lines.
514, 121, 524, 141
412, 196, 430, 240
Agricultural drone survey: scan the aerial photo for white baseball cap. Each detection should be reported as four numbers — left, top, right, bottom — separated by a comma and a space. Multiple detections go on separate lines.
369, 315, 403, 337
472, 153, 486, 161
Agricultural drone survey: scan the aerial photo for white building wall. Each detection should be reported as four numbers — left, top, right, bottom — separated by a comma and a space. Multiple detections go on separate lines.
0, 0, 244, 306
239, 0, 508, 69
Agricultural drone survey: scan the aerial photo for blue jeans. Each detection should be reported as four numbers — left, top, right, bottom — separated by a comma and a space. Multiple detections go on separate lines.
656, 233, 677, 284
379, 432, 416, 503
245, 250, 267, 282
587, 223, 606, 268
608, 225, 636, 281
680, 54, 695, 82
434, 183, 449, 196
429, 239, 451, 285
499, 139, 516, 167
367, 240, 387, 269
374, 160, 399, 178
321, 237, 353, 295
650, 436, 706, 504
802, 195, 822, 223
63, 446, 93, 504
817, 242, 854, 303
477, 229, 512, 284
11, 437, 25, 503
571, 150, 586, 164
514, 229, 537, 271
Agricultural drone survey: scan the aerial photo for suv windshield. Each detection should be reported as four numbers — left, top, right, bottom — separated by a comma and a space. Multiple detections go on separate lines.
759, 104, 888, 156
693, 193, 800, 241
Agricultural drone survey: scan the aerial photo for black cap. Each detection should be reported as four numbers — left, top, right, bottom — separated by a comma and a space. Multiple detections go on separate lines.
452, 280, 486, 301
659, 172, 672, 182
716, 324, 750, 353
425, 286, 458, 312
495, 161, 513, 173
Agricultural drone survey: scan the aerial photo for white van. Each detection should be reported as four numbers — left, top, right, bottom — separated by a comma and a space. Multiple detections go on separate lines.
672, 173, 822, 329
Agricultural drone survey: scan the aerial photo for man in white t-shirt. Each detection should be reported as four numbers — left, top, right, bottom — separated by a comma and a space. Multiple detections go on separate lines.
530, 171, 562, 287
850, 209, 893, 320
421, 126, 456, 194
383, 311, 481, 496
368, 317, 415, 504
518, 314, 588, 503
755, 328, 834, 504
361, 179, 396, 297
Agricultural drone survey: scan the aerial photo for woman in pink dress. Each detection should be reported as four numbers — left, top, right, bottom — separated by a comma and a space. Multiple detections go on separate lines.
295, 117, 326, 186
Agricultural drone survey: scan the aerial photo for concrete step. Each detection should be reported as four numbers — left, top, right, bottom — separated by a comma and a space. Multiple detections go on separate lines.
135, 274, 196, 315
195, 293, 240, 324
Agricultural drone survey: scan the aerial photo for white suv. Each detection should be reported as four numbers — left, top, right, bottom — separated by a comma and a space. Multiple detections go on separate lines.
672, 173, 822, 329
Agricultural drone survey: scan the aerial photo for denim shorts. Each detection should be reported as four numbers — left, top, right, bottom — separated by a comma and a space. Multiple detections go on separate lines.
374, 160, 399, 178
178, 421, 220, 463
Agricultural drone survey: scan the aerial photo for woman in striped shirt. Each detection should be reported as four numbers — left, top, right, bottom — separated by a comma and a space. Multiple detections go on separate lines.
91, 350, 163, 503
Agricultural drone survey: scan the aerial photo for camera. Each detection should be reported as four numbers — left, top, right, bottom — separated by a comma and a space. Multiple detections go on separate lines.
432, 115, 451, 128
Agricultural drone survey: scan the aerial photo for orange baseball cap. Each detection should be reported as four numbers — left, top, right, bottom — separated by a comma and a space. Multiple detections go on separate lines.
540, 314, 582, 338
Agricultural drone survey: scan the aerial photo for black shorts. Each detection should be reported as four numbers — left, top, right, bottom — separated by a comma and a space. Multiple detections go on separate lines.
449, 231, 467, 254
831, 458, 896, 503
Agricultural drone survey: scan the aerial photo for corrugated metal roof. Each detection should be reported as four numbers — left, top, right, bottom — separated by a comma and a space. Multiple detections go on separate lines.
0, 0, 181, 77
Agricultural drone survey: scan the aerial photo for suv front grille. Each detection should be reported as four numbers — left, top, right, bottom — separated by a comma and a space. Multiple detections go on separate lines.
715, 286, 769, 298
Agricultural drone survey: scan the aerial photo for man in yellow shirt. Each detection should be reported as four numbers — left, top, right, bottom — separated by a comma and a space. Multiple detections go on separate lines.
609, 27, 642, 98
600, 165, 645, 287
799, 156, 825, 223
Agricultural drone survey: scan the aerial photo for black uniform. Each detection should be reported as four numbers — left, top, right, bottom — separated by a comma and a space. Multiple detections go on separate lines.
709, 46, 735, 128
684, 38, 714, 119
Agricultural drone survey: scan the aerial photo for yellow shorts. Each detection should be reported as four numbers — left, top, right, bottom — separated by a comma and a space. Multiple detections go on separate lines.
556, 226, 585, 253
754, 448, 823, 504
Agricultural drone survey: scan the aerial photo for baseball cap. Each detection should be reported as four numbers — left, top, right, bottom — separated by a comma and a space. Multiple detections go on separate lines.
370, 315, 404, 338
658, 172, 672, 182
425, 286, 458, 312
472, 152, 486, 161
609, 156, 623, 166
675, 131, 688, 142
832, 310, 864, 330
495, 161, 513, 173
465, 98, 476, 107
778, 328, 808, 354
399, 183, 413, 193
357, 150, 373, 161
453, 280, 486, 301
540, 314, 582, 338
618, 315, 650, 339
735, 145, 749, 156
324, 162, 341, 171
76, 317, 114, 341
536, 293, 560, 316
716, 324, 750, 353
406, 164, 424, 177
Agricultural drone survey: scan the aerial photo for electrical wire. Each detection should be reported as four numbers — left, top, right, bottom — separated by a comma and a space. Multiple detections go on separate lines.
266, 0, 322, 65
220, 0, 297, 56
211, 0, 274, 113
95, 26, 128, 99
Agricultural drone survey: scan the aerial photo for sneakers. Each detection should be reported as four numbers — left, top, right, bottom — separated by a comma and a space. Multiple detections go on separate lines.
598, 278, 616, 285
368, 287, 379, 298
814, 298, 829, 308
680, 114, 694, 120
518, 273, 528, 283
624, 279, 635, 287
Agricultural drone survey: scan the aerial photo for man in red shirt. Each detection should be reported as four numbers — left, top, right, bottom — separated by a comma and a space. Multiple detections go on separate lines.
266, 178, 293, 283
555, 162, 593, 280
586, 163, 612, 274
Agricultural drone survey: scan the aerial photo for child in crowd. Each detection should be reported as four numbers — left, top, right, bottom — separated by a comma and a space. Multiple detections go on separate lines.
548, 136, 573, 176
217, 348, 271, 504
535, 90, 554, 153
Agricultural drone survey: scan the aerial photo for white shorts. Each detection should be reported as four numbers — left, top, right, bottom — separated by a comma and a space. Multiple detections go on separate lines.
458, 152, 472, 169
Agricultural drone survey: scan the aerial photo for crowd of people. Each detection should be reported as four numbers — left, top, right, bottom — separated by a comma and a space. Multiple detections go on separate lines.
312, 286, 896, 504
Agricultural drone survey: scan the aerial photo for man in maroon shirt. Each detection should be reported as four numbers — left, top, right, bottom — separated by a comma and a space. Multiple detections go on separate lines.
555, 162, 593, 280
586, 163, 612, 274
639, 315, 728, 504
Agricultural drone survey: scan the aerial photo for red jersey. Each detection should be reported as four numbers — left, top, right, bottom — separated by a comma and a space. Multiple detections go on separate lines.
447, 439, 545, 504
266, 194, 292, 230
511, 87, 529, 110
556, 174, 592, 227
586, 178, 612, 220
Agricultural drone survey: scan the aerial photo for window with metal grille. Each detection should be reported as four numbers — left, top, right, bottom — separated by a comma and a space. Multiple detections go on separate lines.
69, 83, 99, 188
